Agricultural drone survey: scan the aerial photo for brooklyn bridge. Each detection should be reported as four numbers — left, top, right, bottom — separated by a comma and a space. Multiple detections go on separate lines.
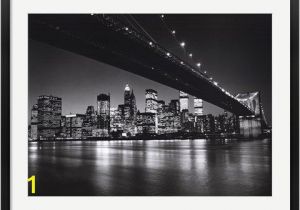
29, 14, 269, 136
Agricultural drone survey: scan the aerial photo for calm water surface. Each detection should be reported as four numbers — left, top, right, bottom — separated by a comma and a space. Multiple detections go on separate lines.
28, 139, 271, 196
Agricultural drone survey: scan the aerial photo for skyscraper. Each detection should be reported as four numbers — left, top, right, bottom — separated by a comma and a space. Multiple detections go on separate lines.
95, 93, 110, 137
97, 94, 110, 116
130, 89, 137, 121
123, 84, 137, 118
145, 89, 158, 133
30, 104, 38, 140
122, 84, 137, 136
179, 91, 189, 112
124, 84, 131, 105
169, 99, 180, 115
110, 107, 123, 133
37, 95, 62, 139
157, 100, 166, 134
82, 105, 96, 137
136, 112, 156, 134
145, 89, 158, 113
194, 97, 203, 116
86, 105, 95, 115
64, 114, 85, 139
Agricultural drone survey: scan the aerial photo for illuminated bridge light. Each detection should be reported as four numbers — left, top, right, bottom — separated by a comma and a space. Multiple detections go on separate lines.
213, 81, 218, 86
161, 15, 164, 18
166, 52, 171, 57
125, 27, 129, 31
149, 41, 153, 46
204, 71, 207, 74
196, 63, 201, 67
171, 30, 176, 34
180, 61, 184, 65
189, 53, 193, 57
209, 77, 213, 80
91, 13, 94, 16
180, 42, 185, 47
151, 67, 154, 70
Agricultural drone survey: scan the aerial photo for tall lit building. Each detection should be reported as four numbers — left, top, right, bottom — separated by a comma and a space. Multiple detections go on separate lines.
136, 112, 156, 134
110, 107, 123, 133
37, 95, 62, 139
124, 84, 131, 105
122, 84, 137, 136
123, 84, 137, 118
157, 100, 166, 134
30, 104, 38, 140
194, 97, 203, 116
95, 93, 110, 137
64, 114, 85, 139
179, 91, 189, 112
145, 89, 158, 133
204, 114, 215, 133
145, 89, 158, 113
157, 100, 165, 115
169, 99, 180, 115
97, 94, 110, 116
82, 105, 96, 137
86, 105, 95, 115
181, 109, 189, 124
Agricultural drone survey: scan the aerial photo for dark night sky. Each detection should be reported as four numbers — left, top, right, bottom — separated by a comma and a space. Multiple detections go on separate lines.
29, 14, 272, 124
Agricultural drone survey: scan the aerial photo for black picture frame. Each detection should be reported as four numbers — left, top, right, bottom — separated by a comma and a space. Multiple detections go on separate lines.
1, 0, 10, 209
1, 0, 299, 209
290, 0, 299, 209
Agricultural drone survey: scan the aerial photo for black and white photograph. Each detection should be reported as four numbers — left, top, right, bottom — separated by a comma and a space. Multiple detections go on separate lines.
27, 14, 272, 196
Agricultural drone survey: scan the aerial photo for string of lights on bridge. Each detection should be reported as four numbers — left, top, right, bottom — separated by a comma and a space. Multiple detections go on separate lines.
159, 14, 239, 100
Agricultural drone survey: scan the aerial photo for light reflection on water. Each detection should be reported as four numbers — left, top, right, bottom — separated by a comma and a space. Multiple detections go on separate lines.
28, 139, 271, 196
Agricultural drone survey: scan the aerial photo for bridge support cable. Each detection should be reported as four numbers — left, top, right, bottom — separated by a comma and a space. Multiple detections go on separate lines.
127, 15, 157, 44
159, 15, 201, 70
121, 15, 143, 35
159, 15, 185, 53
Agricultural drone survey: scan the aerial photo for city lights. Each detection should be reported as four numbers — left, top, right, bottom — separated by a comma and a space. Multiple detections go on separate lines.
29, 88, 263, 142
180, 42, 185, 47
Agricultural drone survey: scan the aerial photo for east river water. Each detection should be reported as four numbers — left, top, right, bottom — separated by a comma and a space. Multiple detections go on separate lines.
28, 139, 271, 196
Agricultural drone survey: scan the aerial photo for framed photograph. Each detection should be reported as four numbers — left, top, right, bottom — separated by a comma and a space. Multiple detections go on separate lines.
1, 0, 299, 209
